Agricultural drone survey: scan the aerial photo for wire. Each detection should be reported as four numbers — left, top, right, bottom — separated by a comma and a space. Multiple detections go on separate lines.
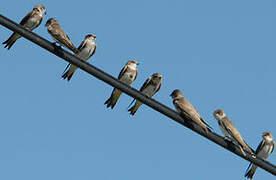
0, 14, 275, 176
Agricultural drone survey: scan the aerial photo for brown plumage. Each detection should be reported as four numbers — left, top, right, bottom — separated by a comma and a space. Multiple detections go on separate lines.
105, 60, 138, 109
128, 73, 162, 115
62, 34, 97, 81
170, 89, 212, 132
3, 4, 46, 50
45, 18, 78, 54
214, 109, 254, 156
245, 132, 275, 179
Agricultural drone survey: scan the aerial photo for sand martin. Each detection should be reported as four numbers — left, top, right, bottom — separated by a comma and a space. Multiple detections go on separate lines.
2, 4, 46, 50
45, 18, 78, 54
213, 109, 254, 156
128, 73, 162, 115
245, 132, 274, 179
170, 89, 212, 132
62, 33, 97, 81
105, 60, 139, 109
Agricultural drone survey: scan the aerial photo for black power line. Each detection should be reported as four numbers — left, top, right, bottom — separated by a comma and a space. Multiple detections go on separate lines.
0, 14, 275, 176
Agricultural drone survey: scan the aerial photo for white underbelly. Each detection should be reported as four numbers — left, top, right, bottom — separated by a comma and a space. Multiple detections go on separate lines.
77, 47, 90, 60
25, 17, 39, 30
120, 72, 134, 85
77, 45, 96, 60
257, 144, 272, 159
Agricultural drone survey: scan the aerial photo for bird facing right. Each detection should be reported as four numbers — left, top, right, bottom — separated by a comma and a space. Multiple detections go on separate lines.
2, 4, 46, 50
128, 73, 162, 115
245, 132, 274, 179
105, 60, 139, 109
62, 33, 97, 81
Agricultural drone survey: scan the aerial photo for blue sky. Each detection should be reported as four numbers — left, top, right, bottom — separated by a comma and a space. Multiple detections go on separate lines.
1, 0, 276, 179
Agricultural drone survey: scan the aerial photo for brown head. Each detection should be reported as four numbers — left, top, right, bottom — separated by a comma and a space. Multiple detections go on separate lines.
126, 60, 139, 70
213, 109, 226, 120
151, 73, 162, 84
263, 132, 274, 142
86, 33, 96, 40
126, 60, 139, 65
33, 4, 46, 15
152, 73, 162, 82
45, 18, 57, 27
170, 89, 183, 99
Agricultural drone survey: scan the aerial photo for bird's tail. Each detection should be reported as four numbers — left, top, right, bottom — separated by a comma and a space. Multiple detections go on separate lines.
2, 33, 21, 50
128, 101, 142, 115
238, 145, 246, 156
245, 164, 257, 179
244, 141, 255, 154
69, 45, 79, 54
200, 118, 213, 132
104, 89, 122, 109
61, 64, 77, 81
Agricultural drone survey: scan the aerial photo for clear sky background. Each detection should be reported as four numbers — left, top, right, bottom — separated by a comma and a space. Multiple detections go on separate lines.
0, 0, 276, 179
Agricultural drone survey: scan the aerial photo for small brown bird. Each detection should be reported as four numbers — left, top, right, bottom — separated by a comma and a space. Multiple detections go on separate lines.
128, 73, 162, 115
62, 34, 97, 81
3, 4, 46, 50
213, 109, 254, 156
245, 132, 275, 179
45, 18, 78, 54
105, 60, 139, 109
170, 89, 212, 132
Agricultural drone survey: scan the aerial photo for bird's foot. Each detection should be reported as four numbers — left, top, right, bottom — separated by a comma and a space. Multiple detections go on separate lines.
52, 42, 62, 50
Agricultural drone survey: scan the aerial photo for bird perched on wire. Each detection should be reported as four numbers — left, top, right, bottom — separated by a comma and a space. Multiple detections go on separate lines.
213, 109, 254, 156
245, 132, 274, 179
62, 33, 97, 81
170, 89, 212, 132
105, 60, 139, 109
128, 73, 162, 115
45, 18, 78, 54
2, 4, 46, 50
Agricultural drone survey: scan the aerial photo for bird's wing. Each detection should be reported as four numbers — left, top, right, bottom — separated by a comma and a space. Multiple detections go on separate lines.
174, 99, 193, 119
139, 76, 152, 92
118, 65, 128, 79
133, 69, 138, 81
49, 24, 76, 51
255, 139, 265, 155
127, 76, 152, 109
245, 162, 253, 175
155, 81, 162, 93
221, 119, 244, 145
200, 117, 213, 130
77, 39, 86, 51
90, 44, 97, 57
222, 120, 253, 152
19, 10, 34, 25
48, 24, 65, 41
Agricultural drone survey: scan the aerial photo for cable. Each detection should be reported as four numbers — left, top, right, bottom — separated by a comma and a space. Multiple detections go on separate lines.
0, 14, 275, 176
